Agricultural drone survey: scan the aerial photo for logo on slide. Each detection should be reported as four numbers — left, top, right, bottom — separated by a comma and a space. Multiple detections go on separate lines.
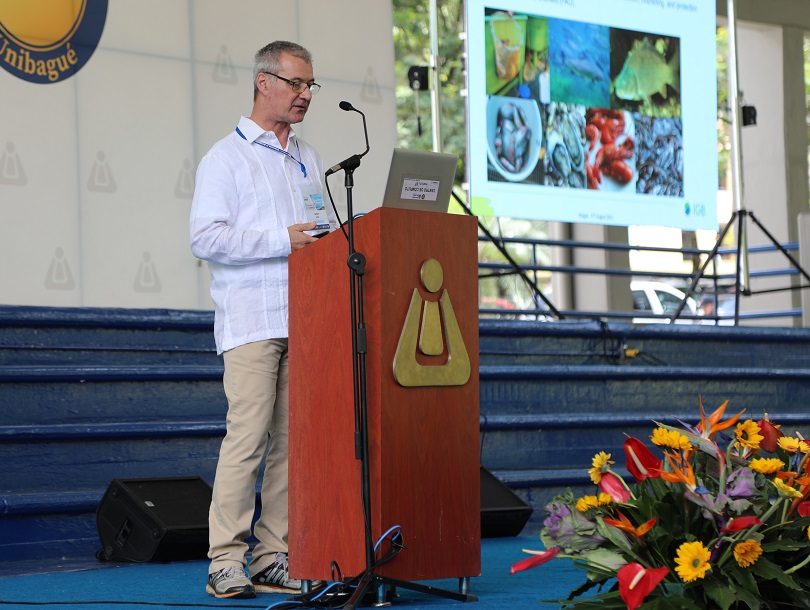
0, 0, 108, 84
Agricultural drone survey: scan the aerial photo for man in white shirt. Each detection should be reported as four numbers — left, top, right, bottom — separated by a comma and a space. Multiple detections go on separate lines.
190, 40, 336, 599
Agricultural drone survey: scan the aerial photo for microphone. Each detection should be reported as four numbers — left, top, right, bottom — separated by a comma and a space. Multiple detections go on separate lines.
324, 101, 371, 176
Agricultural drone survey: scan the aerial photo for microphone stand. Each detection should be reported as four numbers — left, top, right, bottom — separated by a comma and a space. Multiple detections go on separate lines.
295, 103, 475, 609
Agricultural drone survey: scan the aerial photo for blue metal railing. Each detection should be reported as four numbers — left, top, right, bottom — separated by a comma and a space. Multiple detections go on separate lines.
477, 234, 804, 323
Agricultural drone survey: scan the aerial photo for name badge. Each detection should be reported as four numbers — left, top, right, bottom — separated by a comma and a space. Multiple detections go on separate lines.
303, 191, 331, 231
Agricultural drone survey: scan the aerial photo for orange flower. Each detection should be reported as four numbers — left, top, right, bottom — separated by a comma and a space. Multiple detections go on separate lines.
734, 539, 763, 568
786, 472, 810, 517
603, 510, 656, 539
696, 398, 744, 440
658, 452, 697, 491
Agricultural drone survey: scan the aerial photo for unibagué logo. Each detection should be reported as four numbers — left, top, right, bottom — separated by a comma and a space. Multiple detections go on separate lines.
0, 0, 108, 84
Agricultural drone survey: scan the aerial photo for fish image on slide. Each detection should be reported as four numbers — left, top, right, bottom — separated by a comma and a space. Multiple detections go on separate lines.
548, 18, 610, 108
610, 30, 681, 117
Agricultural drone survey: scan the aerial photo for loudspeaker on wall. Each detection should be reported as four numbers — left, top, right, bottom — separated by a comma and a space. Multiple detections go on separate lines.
96, 476, 212, 562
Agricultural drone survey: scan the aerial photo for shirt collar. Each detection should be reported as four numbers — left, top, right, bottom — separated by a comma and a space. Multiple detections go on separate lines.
237, 116, 297, 148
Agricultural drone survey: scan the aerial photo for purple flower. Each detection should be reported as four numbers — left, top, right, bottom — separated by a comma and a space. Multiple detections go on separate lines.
541, 494, 606, 553
726, 467, 758, 498
543, 500, 571, 528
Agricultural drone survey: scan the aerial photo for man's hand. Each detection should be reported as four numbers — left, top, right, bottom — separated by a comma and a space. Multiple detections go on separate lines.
288, 222, 318, 251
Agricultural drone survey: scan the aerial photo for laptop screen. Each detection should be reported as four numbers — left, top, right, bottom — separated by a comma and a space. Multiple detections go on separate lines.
380, 149, 458, 213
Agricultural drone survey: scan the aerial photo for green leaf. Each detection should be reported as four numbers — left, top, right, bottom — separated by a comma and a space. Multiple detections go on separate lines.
751, 556, 804, 590
595, 517, 634, 553
642, 593, 705, 610
565, 574, 610, 599
732, 586, 762, 610
571, 559, 616, 580
761, 540, 806, 552
659, 581, 685, 598
580, 548, 627, 575
544, 587, 625, 609
703, 579, 736, 610
728, 563, 759, 598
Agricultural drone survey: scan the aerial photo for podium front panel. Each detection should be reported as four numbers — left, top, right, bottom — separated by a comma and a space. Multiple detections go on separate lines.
289, 207, 480, 581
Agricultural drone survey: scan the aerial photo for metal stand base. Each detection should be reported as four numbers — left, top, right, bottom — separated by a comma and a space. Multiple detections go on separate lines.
673, 209, 810, 325
340, 572, 476, 610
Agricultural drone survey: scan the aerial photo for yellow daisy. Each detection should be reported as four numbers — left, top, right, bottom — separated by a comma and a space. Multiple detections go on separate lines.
733, 539, 763, 568
575, 493, 613, 512
736, 420, 763, 451
777, 437, 810, 454
588, 451, 614, 484
773, 477, 803, 499
650, 427, 693, 451
674, 541, 711, 582
749, 457, 784, 474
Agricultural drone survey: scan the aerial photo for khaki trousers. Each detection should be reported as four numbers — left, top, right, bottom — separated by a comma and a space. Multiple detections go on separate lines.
208, 338, 289, 575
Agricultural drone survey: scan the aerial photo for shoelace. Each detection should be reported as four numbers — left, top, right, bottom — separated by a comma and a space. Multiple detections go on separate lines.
215, 566, 244, 583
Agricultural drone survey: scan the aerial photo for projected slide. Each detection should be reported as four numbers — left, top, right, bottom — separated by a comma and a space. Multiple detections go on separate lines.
466, 0, 717, 230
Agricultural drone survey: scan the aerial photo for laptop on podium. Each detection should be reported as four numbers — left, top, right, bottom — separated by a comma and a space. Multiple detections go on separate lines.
380, 148, 458, 213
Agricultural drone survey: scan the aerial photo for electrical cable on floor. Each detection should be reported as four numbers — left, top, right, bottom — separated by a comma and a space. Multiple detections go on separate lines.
1, 529, 406, 609
0, 601, 271, 607
276, 526, 406, 609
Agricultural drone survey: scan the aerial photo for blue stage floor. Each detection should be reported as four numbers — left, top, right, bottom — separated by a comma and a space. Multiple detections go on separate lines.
0, 536, 583, 609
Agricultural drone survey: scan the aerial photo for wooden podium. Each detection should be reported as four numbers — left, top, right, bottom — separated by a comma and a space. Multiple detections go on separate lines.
288, 207, 481, 584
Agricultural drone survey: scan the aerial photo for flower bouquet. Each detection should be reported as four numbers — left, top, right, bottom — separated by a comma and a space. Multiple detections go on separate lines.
511, 399, 810, 609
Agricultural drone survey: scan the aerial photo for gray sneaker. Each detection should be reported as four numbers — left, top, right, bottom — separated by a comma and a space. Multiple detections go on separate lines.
206, 566, 256, 599
251, 552, 302, 593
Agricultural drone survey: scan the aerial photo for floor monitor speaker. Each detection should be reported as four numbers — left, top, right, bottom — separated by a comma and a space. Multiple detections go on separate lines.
96, 476, 211, 562
480, 466, 533, 538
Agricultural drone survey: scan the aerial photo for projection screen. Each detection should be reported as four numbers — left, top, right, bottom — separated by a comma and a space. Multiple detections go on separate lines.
465, 0, 717, 230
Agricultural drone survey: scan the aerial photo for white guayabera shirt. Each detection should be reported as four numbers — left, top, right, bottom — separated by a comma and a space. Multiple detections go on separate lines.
190, 116, 337, 354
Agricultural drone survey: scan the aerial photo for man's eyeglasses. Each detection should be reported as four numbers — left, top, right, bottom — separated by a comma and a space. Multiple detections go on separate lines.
263, 71, 321, 95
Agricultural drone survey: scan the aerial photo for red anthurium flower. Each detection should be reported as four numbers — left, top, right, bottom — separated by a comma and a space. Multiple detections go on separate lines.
509, 547, 560, 575
797, 502, 810, 518
624, 437, 662, 483
604, 511, 656, 539
720, 515, 763, 533
757, 415, 784, 453
599, 471, 631, 503
617, 563, 669, 610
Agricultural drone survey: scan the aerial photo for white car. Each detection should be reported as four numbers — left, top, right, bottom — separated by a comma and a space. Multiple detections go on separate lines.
631, 281, 698, 324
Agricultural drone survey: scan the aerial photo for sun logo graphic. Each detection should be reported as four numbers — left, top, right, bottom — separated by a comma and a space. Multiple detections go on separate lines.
0, 0, 108, 84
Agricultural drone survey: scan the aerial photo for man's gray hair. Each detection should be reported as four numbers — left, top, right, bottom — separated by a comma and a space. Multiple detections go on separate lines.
253, 41, 313, 99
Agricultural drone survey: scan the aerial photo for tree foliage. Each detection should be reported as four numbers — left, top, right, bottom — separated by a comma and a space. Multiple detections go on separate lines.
392, 0, 551, 309
392, 0, 466, 181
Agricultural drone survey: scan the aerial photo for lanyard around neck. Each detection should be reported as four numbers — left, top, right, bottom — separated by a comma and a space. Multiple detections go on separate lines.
235, 126, 307, 178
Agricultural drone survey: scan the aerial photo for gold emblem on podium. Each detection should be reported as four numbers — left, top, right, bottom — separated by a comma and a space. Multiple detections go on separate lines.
393, 258, 471, 387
